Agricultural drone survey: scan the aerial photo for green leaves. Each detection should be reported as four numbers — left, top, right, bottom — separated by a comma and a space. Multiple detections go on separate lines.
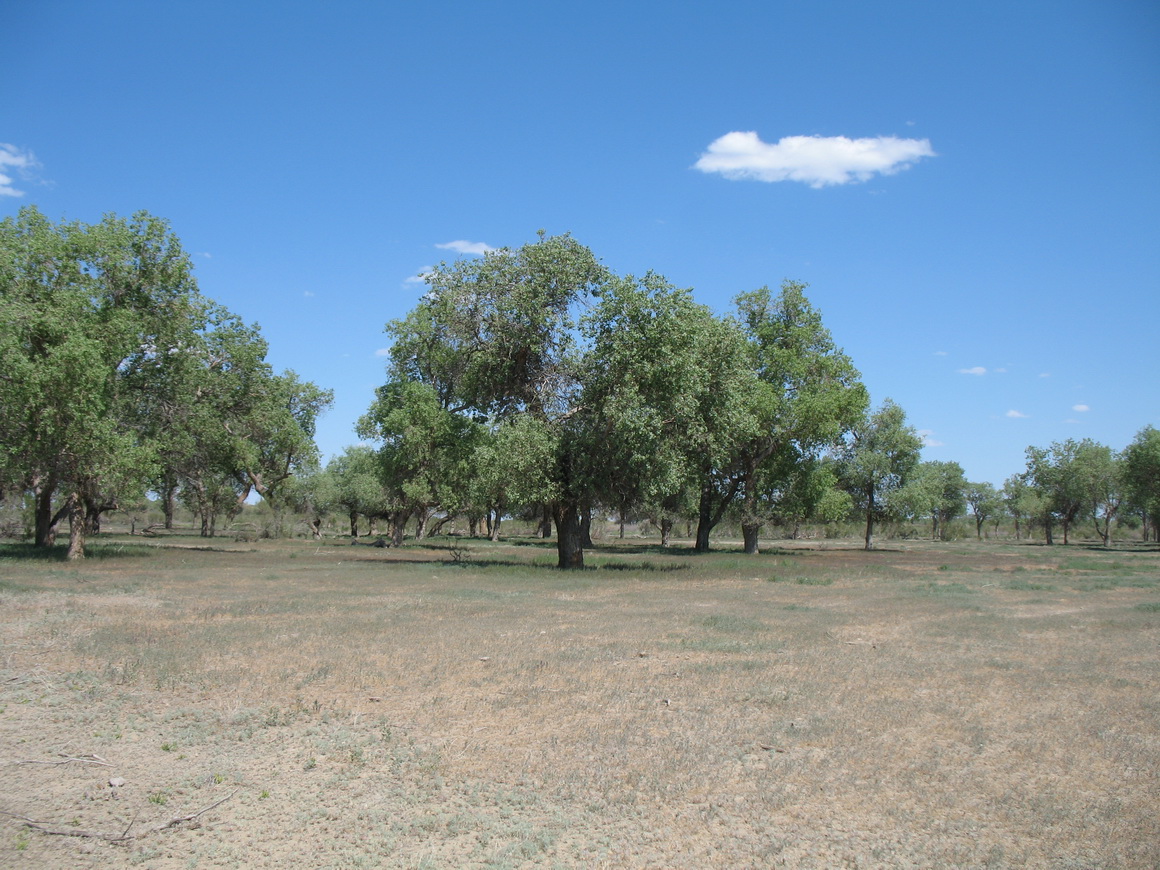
835, 399, 924, 548
0, 207, 331, 552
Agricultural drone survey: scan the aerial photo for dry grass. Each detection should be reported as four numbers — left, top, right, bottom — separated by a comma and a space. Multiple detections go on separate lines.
1, 535, 1158, 868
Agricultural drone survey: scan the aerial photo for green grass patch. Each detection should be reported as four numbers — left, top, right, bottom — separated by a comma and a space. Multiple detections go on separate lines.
700, 614, 766, 632
1004, 578, 1056, 591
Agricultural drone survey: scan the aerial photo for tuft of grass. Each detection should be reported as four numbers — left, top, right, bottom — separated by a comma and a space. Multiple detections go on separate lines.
1005, 579, 1056, 591
796, 576, 833, 586
700, 614, 766, 632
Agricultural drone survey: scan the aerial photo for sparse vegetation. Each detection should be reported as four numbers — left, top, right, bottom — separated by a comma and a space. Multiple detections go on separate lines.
1, 535, 1157, 867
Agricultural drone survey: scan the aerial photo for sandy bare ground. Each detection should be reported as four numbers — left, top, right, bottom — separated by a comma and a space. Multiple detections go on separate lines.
1, 537, 1157, 868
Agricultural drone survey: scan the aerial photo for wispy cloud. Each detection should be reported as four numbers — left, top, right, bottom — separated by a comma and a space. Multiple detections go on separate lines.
1006, 409, 1029, 418
374, 348, 391, 357
1072, 404, 1090, 412
933, 350, 948, 357
694, 132, 934, 188
404, 266, 432, 285
303, 290, 315, 298
436, 240, 495, 256
917, 429, 944, 447
958, 366, 987, 376
0, 143, 38, 197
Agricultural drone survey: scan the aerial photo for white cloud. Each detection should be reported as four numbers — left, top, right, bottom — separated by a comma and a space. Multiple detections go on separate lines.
958, 366, 987, 376
436, 240, 495, 256
917, 429, 944, 447
1072, 404, 1090, 412
374, 348, 391, 357
993, 367, 1007, 374
693, 132, 935, 188
1006, 409, 1029, 418
1039, 372, 1051, 378
404, 266, 433, 285
0, 143, 38, 197
933, 350, 948, 357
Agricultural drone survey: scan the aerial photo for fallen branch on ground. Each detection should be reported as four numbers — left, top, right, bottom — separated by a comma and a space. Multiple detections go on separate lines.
8, 753, 111, 767
0, 788, 239, 843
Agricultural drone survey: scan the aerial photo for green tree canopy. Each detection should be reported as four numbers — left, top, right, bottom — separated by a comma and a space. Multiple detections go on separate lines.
835, 399, 923, 550
1123, 425, 1160, 541
0, 206, 331, 554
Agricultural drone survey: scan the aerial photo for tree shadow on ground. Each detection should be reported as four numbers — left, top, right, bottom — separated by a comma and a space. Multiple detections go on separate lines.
0, 542, 160, 561
342, 554, 690, 572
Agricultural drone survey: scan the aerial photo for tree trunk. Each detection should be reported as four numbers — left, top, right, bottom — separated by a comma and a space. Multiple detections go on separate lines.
864, 489, 876, 551
539, 505, 553, 539
34, 477, 59, 547
740, 459, 761, 555
660, 518, 672, 547
742, 523, 760, 555
390, 511, 406, 547
311, 518, 322, 540
66, 495, 86, 561
693, 474, 741, 554
580, 507, 594, 548
554, 502, 585, 570
469, 516, 478, 538
161, 479, 177, 530
415, 507, 430, 540
489, 509, 502, 542
695, 480, 716, 553
349, 511, 359, 538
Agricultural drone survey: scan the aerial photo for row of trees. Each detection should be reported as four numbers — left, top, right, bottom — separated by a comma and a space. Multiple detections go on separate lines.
1003, 429, 1160, 546
0, 207, 332, 558
843, 426, 1160, 548
5, 214, 1155, 562
341, 234, 1159, 565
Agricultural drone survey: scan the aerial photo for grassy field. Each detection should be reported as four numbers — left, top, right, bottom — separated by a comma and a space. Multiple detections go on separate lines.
1, 534, 1157, 868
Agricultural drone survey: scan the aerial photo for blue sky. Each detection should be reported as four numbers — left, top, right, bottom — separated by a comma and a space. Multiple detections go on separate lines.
4, 0, 1158, 487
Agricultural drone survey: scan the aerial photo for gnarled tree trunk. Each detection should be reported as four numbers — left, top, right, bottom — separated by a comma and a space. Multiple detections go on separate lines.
66, 494, 87, 561
742, 523, 760, 555
554, 502, 585, 570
